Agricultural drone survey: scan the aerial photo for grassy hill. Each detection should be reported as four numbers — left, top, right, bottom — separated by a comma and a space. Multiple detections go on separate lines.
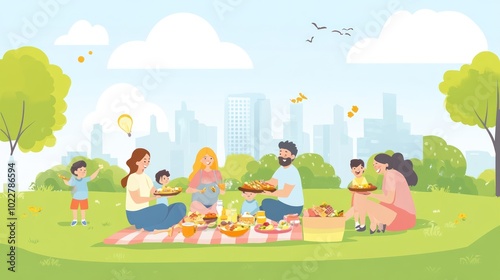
0, 190, 499, 279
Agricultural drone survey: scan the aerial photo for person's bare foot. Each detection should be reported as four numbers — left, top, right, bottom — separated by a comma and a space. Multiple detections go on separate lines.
153, 229, 170, 234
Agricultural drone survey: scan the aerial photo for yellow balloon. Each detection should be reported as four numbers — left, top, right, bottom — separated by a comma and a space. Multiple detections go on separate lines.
117, 114, 133, 137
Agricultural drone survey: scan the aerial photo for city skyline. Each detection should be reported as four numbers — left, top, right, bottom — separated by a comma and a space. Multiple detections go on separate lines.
60, 92, 493, 183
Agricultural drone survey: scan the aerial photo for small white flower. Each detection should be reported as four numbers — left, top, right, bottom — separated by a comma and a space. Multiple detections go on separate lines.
115, 203, 121, 206
95, 200, 100, 204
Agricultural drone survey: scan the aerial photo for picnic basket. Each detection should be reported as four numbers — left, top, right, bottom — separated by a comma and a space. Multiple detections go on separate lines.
302, 211, 345, 242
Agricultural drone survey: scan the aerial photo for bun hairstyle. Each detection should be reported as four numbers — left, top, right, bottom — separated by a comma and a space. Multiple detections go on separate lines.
374, 152, 418, 186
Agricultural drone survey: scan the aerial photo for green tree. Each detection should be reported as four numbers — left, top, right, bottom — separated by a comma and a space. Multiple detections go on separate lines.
170, 177, 189, 189
439, 51, 500, 196
220, 154, 254, 182
475, 169, 496, 196
0, 47, 71, 155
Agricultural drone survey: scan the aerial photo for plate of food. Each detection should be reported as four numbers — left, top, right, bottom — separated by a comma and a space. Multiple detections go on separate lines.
218, 221, 250, 237
348, 183, 377, 192
155, 186, 183, 196
203, 212, 218, 224
183, 211, 205, 225
238, 180, 277, 193
254, 220, 292, 234
57, 174, 70, 180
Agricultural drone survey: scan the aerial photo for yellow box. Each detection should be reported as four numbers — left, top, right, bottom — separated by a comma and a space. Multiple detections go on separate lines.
302, 212, 346, 242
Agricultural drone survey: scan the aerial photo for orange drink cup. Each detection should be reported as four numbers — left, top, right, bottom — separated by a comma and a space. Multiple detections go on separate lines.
181, 222, 196, 238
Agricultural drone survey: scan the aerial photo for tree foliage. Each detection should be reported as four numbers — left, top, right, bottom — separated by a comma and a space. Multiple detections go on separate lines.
439, 51, 499, 196
0, 47, 71, 155
220, 154, 254, 183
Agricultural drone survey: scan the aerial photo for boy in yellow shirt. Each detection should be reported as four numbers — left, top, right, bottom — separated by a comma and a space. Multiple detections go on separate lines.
350, 159, 368, 231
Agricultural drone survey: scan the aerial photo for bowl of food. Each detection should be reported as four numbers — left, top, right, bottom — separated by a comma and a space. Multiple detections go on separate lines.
218, 222, 250, 237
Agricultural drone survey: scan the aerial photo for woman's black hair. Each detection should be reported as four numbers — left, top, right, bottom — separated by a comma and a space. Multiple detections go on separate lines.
374, 152, 418, 186
155, 169, 170, 184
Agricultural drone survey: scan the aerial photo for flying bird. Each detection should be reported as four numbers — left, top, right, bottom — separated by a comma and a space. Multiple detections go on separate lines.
344, 32, 351, 36
306, 36, 314, 43
312, 22, 327, 29
347, 105, 359, 118
332, 30, 343, 35
342, 28, 354, 31
291, 93, 309, 104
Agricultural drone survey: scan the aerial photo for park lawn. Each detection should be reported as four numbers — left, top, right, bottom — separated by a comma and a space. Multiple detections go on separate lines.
1, 225, 500, 279
0, 190, 499, 264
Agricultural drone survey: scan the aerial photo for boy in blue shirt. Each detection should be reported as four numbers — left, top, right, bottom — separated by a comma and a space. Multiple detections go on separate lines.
63, 160, 102, 226
241, 191, 259, 215
154, 169, 170, 206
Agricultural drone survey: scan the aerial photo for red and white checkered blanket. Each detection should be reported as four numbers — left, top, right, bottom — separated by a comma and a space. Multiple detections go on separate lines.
103, 225, 303, 245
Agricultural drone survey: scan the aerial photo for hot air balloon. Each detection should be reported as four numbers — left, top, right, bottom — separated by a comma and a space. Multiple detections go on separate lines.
118, 114, 133, 137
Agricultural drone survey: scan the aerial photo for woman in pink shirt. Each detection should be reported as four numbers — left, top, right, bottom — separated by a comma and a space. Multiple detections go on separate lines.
186, 147, 225, 214
350, 152, 417, 234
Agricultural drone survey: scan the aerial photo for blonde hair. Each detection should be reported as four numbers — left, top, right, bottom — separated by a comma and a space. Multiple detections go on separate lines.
188, 147, 219, 181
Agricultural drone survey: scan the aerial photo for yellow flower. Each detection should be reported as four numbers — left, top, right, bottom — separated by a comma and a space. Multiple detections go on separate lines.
454, 219, 459, 224
458, 213, 467, 221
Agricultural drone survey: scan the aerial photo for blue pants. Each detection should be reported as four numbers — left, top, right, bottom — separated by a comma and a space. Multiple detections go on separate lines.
126, 203, 186, 231
260, 199, 303, 222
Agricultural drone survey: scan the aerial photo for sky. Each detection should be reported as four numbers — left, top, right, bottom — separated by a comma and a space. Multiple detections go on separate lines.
0, 0, 499, 190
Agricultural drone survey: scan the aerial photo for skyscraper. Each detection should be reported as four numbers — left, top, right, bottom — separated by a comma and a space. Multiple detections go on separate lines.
225, 93, 272, 159
313, 105, 353, 186
174, 102, 217, 176
283, 103, 310, 153
89, 123, 117, 165
136, 115, 173, 180
357, 93, 423, 160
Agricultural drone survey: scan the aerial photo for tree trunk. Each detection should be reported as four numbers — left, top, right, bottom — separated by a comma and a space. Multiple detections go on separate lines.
496, 109, 500, 197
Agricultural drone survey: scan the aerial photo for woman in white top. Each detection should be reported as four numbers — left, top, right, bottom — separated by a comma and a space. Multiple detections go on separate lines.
121, 148, 186, 233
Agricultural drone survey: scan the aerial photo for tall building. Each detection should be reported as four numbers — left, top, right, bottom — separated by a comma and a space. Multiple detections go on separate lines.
90, 123, 118, 165
313, 105, 353, 186
357, 93, 423, 160
465, 151, 495, 177
136, 115, 174, 180
61, 151, 88, 165
283, 103, 310, 154
174, 102, 217, 176
225, 93, 273, 159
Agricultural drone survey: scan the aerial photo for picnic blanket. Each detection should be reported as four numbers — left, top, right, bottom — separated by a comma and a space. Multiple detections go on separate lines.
104, 225, 303, 245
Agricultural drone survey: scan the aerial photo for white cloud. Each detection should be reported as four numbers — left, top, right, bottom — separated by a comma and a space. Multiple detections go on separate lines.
107, 13, 253, 69
83, 83, 168, 137
55, 20, 109, 45
347, 9, 488, 63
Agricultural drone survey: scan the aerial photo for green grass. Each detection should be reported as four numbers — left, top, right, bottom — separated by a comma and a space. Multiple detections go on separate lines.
0, 190, 499, 279
1, 226, 499, 279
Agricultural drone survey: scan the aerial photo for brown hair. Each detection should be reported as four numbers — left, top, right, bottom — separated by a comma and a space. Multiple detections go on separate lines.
121, 148, 151, 187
